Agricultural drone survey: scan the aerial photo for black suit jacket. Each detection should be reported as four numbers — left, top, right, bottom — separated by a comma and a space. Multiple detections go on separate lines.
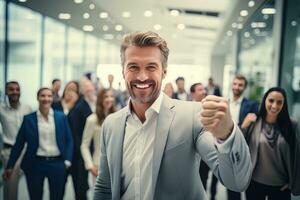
68, 98, 92, 151
238, 98, 259, 125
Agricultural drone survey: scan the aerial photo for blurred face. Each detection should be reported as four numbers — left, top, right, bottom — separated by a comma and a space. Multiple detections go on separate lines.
192, 84, 207, 102
108, 75, 114, 84
102, 90, 115, 110
66, 82, 78, 93
232, 78, 246, 97
163, 84, 174, 98
53, 80, 61, 92
38, 89, 53, 110
176, 80, 185, 91
123, 46, 166, 104
265, 91, 284, 119
6, 83, 20, 103
82, 80, 95, 100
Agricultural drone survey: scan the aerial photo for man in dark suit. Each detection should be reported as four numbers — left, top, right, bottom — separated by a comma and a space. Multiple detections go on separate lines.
68, 78, 95, 200
227, 74, 259, 200
206, 77, 222, 97
4, 87, 73, 200
173, 76, 190, 100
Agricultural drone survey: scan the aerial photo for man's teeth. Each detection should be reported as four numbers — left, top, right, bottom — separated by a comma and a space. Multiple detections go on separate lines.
135, 84, 150, 89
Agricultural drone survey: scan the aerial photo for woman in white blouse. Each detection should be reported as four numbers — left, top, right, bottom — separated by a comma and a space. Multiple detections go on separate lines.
81, 88, 116, 181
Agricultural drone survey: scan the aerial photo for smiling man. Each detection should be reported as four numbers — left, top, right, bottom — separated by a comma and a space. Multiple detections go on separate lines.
93, 31, 252, 200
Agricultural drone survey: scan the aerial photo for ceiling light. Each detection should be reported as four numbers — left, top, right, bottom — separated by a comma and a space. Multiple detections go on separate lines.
237, 23, 243, 29
254, 28, 260, 34
83, 25, 94, 32
231, 22, 237, 28
18, 0, 27, 2
144, 10, 153, 17
170, 9, 180, 16
102, 25, 109, 31
263, 14, 269, 20
244, 32, 250, 38
261, 8, 276, 15
103, 34, 114, 40
74, 0, 83, 4
251, 22, 266, 28
99, 12, 108, 19
240, 10, 248, 17
177, 24, 185, 30
291, 21, 297, 26
122, 11, 131, 18
248, 1, 255, 7
154, 24, 162, 30
83, 13, 90, 19
227, 31, 232, 36
58, 13, 71, 20
115, 25, 123, 31
89, 4, 95, 10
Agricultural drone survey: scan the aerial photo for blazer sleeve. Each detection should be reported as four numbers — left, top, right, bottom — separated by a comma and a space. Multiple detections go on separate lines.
6, 117, 27, 169
63, 115, 73, 162
81, 117, 96, 170
193, 105, 252, 192
93, 120, 112, 200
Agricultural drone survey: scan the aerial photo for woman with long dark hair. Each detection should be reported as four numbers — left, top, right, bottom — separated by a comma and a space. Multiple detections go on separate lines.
80, 88, 116, 182
241, 87, 300, 200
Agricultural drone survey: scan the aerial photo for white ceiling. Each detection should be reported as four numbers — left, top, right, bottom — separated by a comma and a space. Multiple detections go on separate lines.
12, 0, 233, 65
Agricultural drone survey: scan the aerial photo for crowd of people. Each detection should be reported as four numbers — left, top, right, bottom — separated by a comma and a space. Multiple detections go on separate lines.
0, 31, 299, 200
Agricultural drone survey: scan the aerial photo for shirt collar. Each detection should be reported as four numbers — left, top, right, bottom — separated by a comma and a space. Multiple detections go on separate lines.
37, 108, 54, 118
125, 92, 164, 117
230, 94, 244, 104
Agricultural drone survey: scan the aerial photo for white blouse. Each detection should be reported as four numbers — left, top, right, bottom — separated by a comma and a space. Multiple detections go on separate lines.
80, 113, 102, 169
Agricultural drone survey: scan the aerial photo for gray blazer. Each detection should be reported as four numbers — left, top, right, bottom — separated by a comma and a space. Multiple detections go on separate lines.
94, 95, 252, 200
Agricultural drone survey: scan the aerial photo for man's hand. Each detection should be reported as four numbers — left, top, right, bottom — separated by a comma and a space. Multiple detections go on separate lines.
89, 165, 99, 177
3, 169, 13, 180
241, 113, 257, 129
201, 95, 234, 140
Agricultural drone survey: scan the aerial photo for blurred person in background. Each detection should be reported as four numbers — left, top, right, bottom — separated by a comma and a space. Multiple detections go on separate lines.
190, 82, 218, 200
163, 82, 174, 98
241, 87, 300, 200
0, 81, 31, 200
227, 74, 259, 200
52, 81, 80, 115
3, 87, 73, 200
81, 88, 116, 183
51, 79, 62, 103
173, 76, 189, 101
107, 74, 126, 109
68, 77, 95, 200
205, 77, 222, 96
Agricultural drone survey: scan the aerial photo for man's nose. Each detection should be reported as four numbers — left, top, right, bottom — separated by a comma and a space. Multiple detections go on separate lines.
136, 70, 148, 81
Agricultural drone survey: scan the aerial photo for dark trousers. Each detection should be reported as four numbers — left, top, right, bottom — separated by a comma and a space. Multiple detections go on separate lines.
70, 151, 89, 200
25, 159, 66, 200
246, 180, 290, 200
227, 189, 241, 200
199, 161, 218, 200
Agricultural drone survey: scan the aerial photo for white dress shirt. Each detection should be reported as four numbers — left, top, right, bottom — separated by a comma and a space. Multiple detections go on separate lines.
229, 95, 243, 124
81, 113, 102, 169
36, 109, 60, 156
121, 92, 163, 200
120, 92, 237, 199
0, 102, 31, 145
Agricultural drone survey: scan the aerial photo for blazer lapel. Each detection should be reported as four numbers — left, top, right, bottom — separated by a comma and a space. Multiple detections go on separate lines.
112, 109, 128, 198
152, 96, 175, 191
32, 112, 39, 150
53, 111, 61, 150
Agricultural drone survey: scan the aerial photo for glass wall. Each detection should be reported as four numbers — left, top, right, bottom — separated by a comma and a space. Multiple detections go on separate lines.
7, 3, 42, 108
84, 34, 98, 74
0, 0, 5, 102
66, 27, 84, 81
280, 0, 300, 135
42, 17, 65, 87
238, 0, 275, 102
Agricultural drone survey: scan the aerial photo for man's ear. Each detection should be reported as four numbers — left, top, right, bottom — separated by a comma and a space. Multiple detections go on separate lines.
163, 69, 167, 79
